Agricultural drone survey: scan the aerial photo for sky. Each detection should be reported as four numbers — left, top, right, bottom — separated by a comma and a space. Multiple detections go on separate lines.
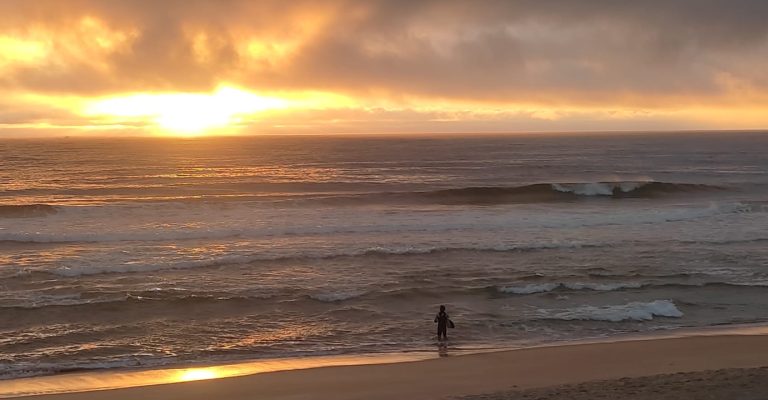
1, 0, 767, 137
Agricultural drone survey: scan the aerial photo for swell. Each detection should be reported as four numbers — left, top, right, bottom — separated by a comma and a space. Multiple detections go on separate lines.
0, 181, 389, 197
495, 281, 768, 295
5, 280, 768, 311
20, 242, 607, 277
11, 235, 768, 278
3, 202, 758, 245
303, 181, 724, 206
0, 181, 726, 212
0, 291, 280, 311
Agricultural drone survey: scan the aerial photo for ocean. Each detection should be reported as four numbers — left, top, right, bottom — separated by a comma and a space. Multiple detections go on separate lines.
1, 132, 768, 379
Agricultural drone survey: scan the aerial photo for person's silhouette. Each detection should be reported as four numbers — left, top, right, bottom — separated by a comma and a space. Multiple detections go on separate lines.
434, 305, 449, 340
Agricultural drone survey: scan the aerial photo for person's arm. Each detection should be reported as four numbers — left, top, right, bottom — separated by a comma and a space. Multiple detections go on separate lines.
434, 314, 438, 323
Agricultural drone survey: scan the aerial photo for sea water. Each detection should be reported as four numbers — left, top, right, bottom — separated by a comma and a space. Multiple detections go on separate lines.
1, 132, 768, 378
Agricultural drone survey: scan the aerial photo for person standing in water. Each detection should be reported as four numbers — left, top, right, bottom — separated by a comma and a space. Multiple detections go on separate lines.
434, 305, 449, 340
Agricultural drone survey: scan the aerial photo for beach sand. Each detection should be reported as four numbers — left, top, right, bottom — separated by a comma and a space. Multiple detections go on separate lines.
10, 333, 768, 400
457, 367, 768, 400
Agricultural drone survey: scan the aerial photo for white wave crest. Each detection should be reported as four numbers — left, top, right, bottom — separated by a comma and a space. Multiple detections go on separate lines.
537, 300, 683, 322
551, 182, 647, 196
498, 281, 644, 294
498, 283, 560, 294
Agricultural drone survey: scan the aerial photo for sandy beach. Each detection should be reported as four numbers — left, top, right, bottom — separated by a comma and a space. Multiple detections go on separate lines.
6, 333, 768, 400
458, 367, 768, 400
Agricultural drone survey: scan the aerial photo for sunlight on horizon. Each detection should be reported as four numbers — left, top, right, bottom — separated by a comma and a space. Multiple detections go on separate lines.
84, 86, 289, 135
1, 1, 767, 136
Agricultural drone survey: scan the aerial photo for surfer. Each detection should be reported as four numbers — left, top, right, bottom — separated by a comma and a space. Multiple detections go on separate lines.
434, 305, 450, 340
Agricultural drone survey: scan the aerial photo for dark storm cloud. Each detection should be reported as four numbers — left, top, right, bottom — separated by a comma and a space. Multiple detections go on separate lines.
0, 0, 767, 105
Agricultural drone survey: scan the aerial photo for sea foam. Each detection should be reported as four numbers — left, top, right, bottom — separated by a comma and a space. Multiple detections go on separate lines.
536, 300, 683, 322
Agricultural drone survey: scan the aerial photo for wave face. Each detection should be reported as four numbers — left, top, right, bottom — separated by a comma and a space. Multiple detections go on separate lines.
305, 181, 723, 206
6, 277, 768, 310
549, 182, 717, 197
0, 182, 726, 211
498, 282, 644, 294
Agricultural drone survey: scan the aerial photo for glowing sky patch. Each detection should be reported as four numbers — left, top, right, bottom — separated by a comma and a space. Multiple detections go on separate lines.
0, 0, 766, 136
85, 86, 288, 135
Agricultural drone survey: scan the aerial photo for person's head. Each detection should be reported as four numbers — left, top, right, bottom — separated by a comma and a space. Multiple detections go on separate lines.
439, 305, 445, 312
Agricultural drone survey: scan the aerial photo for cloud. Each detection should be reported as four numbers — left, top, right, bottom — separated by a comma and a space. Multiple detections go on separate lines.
0, 0, 767, 134
1, 1, 767, 99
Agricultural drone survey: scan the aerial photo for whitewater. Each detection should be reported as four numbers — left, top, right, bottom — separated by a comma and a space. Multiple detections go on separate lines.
2, 132, 768, 379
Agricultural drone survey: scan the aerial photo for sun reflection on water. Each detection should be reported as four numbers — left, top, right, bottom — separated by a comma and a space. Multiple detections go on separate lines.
177, 368, 219, 382
1, 352, 438, 398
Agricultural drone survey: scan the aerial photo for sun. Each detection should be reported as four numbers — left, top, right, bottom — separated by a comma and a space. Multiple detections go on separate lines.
85, 85, 288, 135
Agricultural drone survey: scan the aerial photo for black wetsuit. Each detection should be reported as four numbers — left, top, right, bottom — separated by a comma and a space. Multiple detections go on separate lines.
435, 311, 449, 339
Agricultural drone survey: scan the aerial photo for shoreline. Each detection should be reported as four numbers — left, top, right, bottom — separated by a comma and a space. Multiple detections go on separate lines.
5, 324, 768, 399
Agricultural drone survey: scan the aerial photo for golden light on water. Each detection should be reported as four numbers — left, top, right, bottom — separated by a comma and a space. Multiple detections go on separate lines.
0, 352, 440, 398
177, 368, 219, 382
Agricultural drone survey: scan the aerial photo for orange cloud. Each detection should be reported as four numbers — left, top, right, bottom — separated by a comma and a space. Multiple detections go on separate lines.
0, 0, 766, 135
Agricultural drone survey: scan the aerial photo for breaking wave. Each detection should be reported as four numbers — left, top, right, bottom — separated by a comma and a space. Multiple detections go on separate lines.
309, 181, 722, 206
535, 300, 683, 322
498, 282, 644, 294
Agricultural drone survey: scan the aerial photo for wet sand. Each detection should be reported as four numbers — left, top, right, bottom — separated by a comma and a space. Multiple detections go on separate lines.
9, 334, 768, 400
457, 367, 768, 400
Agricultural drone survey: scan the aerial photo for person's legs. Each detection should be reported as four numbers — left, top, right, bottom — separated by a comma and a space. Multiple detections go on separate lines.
438, 325, 446, 340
